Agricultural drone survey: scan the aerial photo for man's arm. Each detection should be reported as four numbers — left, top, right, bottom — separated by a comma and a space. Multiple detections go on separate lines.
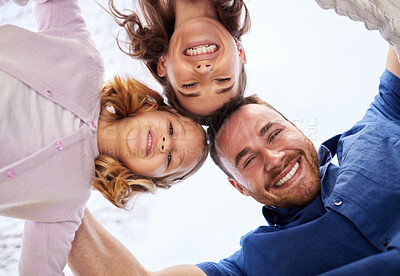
318, 248, 400, 275
68, 209, 206, 276
387, 45, 400, 78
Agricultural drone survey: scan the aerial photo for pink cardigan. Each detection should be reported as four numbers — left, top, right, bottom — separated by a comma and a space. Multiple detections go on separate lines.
0, 0, 104, 275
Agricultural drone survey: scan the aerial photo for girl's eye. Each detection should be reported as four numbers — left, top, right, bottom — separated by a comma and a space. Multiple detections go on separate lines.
167, 153, 172, 167
182, 82, 198, 88
169, 123, 174, 136
216, 78, 231, 83
244, 156, 256, 169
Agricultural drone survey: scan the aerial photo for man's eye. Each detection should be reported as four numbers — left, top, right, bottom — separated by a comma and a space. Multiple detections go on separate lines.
243, 156, 256, 168
269, 130, 282, 142
167, 153, 172, 167
182, 82, 198, 88
169, 123, 174, 136
216, 78, 231, 83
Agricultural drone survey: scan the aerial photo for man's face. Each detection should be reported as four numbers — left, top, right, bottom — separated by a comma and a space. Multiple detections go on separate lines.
215, 104, 321, 208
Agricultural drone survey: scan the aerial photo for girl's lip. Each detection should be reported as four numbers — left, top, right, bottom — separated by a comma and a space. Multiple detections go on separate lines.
182, 40, 221, 61
146, 130, 156, 157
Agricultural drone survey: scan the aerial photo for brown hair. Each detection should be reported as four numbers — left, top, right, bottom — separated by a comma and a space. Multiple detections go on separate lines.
206, 95, 286, 179
93, 76, 208, 210
107, 0, 251, 122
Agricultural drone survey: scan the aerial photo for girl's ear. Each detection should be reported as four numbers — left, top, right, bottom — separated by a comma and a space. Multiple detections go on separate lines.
157, 55, 167, 77
228, 177, 250, 196
236, 41, 247, 64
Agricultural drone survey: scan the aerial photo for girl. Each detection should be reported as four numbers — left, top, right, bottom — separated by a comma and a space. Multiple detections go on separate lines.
0, 0, 208, 275
108, 0, 251, 121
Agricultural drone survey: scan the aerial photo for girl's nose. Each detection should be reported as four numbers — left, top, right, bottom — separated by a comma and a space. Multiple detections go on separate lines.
160, 135, 170, 153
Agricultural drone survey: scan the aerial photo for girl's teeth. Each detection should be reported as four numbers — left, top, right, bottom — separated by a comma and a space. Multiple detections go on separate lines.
147, 133, 151, 152
274, 161, 300, 188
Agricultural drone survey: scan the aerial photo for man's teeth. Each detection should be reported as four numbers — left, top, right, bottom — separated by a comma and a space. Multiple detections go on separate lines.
147, 133, 152, 152
274, 161, 299, 188
185, 44, 217, 56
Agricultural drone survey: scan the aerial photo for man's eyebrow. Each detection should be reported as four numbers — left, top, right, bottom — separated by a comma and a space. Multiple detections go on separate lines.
259, 122, 273, 137
216, 82, 235, 94
235, 147, 249, 168
178, 90, 201, 97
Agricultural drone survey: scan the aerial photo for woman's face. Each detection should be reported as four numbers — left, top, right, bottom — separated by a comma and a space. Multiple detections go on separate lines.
157, 17, 247, 116
111, 110, 205, 180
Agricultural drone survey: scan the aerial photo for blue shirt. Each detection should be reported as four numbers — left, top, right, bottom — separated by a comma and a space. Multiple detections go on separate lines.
197, 70, 400, 275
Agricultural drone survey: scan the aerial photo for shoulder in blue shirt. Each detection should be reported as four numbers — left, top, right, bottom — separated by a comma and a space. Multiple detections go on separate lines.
197, 70, 400, 275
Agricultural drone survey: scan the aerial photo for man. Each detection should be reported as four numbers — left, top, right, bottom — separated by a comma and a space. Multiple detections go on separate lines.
68, 2, 400, 275
68, 45, 400, 275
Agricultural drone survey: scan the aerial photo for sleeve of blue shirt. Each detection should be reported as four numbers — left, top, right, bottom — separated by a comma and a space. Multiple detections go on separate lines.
317, 248, 400, 276
371, 69, 400, 122
197, 251, 245, 276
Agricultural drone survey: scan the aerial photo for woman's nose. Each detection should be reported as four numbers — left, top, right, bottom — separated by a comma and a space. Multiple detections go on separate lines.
194, 62, 213, 74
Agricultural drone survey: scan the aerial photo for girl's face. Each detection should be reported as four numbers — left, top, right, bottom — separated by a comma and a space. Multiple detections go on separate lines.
157, 17, 247, 116
108, 110, 205, 180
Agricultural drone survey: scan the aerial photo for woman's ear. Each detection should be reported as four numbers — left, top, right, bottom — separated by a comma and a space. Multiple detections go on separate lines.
157, 55, 167, 77
236, 41, 247, 64
228, 177, 250, 196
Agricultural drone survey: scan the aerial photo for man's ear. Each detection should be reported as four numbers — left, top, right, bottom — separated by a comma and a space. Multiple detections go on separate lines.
157, 55, 167, 77
236, 41, 247, 64
228, 177, 250, 196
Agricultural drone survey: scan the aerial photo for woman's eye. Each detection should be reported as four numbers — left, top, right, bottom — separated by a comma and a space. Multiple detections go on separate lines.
167, 153, 172, 167
182, 82, 198, 88
216, 78, 231, 83
169, 123, 174, 136
243, 156, 256, 169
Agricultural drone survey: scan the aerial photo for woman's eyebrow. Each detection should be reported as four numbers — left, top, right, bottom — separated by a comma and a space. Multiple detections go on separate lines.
178, 90, 201, 97
216, 82, 235, 94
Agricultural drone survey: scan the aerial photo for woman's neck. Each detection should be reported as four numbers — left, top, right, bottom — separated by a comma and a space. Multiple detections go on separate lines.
174, 0, 218, 28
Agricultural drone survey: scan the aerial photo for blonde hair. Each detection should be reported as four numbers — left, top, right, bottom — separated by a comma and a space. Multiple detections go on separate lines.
93, 76, 208, 209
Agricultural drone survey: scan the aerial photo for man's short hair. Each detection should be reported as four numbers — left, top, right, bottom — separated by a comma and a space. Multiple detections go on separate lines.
206, 95, 287, 180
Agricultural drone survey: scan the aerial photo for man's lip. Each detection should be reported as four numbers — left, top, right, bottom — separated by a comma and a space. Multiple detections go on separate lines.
182, 40, 220, 61
271, 157, 301, 190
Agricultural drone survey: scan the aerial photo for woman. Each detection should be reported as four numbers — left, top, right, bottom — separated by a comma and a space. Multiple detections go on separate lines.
108, 0, 251, 121
0, 0, 207, 275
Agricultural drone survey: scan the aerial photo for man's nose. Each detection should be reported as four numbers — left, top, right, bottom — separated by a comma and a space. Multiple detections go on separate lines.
194, 62, 213, 74
262, 148, 285, 172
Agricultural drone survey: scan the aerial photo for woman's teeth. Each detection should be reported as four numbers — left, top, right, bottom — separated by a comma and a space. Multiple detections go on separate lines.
185, 44, 217, 56
274, 161, 300, 188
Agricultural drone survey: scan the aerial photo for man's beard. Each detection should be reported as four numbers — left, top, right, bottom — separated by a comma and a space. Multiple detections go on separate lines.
252, 138, 321, 209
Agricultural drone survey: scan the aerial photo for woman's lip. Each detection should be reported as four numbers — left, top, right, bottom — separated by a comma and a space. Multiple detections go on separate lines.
272, 157, 302, 190
184, 40, 218, 50
182, 41, 221, 61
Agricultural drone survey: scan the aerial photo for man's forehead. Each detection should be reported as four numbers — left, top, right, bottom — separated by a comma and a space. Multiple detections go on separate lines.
217, 104, 281, 141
